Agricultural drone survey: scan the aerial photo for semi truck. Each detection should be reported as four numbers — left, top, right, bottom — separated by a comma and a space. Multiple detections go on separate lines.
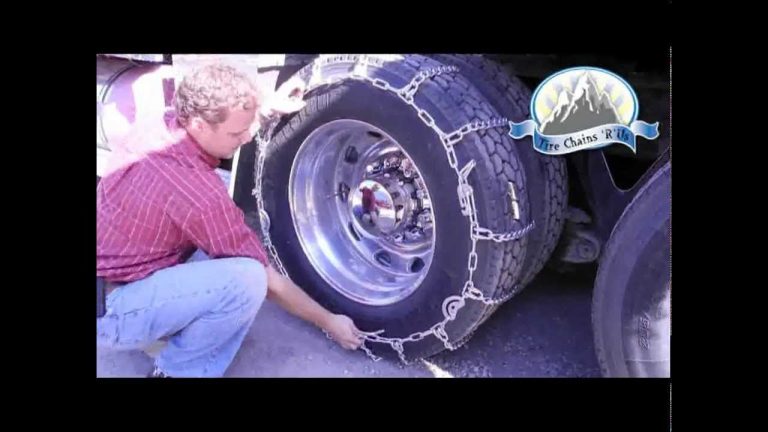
96, 53, 670, 377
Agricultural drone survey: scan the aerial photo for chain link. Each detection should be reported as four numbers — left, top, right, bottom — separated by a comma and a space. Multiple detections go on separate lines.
392, 341, 408, 365
400, 65, 458, 102
434, 325, 453, 351
253, 55, 534, 364
474, 220, 536, 243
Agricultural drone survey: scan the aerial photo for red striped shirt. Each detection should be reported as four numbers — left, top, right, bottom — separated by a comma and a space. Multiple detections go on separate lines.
97, 112, 269, 283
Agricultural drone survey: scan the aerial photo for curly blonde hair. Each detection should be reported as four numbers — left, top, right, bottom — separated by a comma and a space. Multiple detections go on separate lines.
174, 63, 264, 127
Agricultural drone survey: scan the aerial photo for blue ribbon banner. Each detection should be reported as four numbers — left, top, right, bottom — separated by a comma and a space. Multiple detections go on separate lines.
508, 120, 660, 156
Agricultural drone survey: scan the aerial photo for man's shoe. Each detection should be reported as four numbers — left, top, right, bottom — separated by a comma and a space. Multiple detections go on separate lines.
147, 366, 171, 378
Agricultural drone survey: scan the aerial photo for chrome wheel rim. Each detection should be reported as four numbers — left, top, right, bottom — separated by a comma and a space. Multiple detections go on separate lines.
289, 119, 436, 306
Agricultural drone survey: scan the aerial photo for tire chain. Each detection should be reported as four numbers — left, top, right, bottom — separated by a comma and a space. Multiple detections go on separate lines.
252, 55, 534, 365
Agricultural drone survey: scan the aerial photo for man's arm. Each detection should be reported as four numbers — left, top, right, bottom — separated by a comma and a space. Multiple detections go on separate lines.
265, 265, 363, 350
264, 265, 331, 328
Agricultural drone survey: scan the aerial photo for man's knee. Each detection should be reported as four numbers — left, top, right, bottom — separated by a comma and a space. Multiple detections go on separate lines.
227, 258, 268, 312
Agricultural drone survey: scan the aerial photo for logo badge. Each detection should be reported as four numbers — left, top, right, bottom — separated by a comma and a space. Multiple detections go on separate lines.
509, 67, 659, 155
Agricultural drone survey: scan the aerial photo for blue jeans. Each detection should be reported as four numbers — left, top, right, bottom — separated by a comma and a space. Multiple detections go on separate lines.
96, 250, 268, 377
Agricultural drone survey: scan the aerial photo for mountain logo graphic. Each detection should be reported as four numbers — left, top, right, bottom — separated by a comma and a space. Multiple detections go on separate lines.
509, 67, 659, 156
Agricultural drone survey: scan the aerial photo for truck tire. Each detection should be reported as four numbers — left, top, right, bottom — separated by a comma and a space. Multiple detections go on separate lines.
431, 54, 568, 287
257, 55, 532, 359
592, 161, 670, 377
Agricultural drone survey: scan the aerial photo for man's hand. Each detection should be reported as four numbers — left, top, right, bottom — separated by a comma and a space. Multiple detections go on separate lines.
263, 76, 307, 117
323, 314, 364, 350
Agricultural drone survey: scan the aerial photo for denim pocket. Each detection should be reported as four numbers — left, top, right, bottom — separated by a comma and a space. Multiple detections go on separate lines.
98, 289, 153, 350
113, 308, 154, 349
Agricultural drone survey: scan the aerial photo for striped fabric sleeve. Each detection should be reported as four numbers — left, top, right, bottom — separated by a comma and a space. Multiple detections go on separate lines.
176, 192, 270, 268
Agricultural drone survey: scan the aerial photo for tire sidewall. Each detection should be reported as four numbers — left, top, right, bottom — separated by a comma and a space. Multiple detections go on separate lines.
593, 162, 671, 377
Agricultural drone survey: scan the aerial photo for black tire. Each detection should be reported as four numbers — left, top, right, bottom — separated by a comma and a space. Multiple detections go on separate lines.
431, 54, 568, 287
259, 55, 531, 360
592, 161, 670, 377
